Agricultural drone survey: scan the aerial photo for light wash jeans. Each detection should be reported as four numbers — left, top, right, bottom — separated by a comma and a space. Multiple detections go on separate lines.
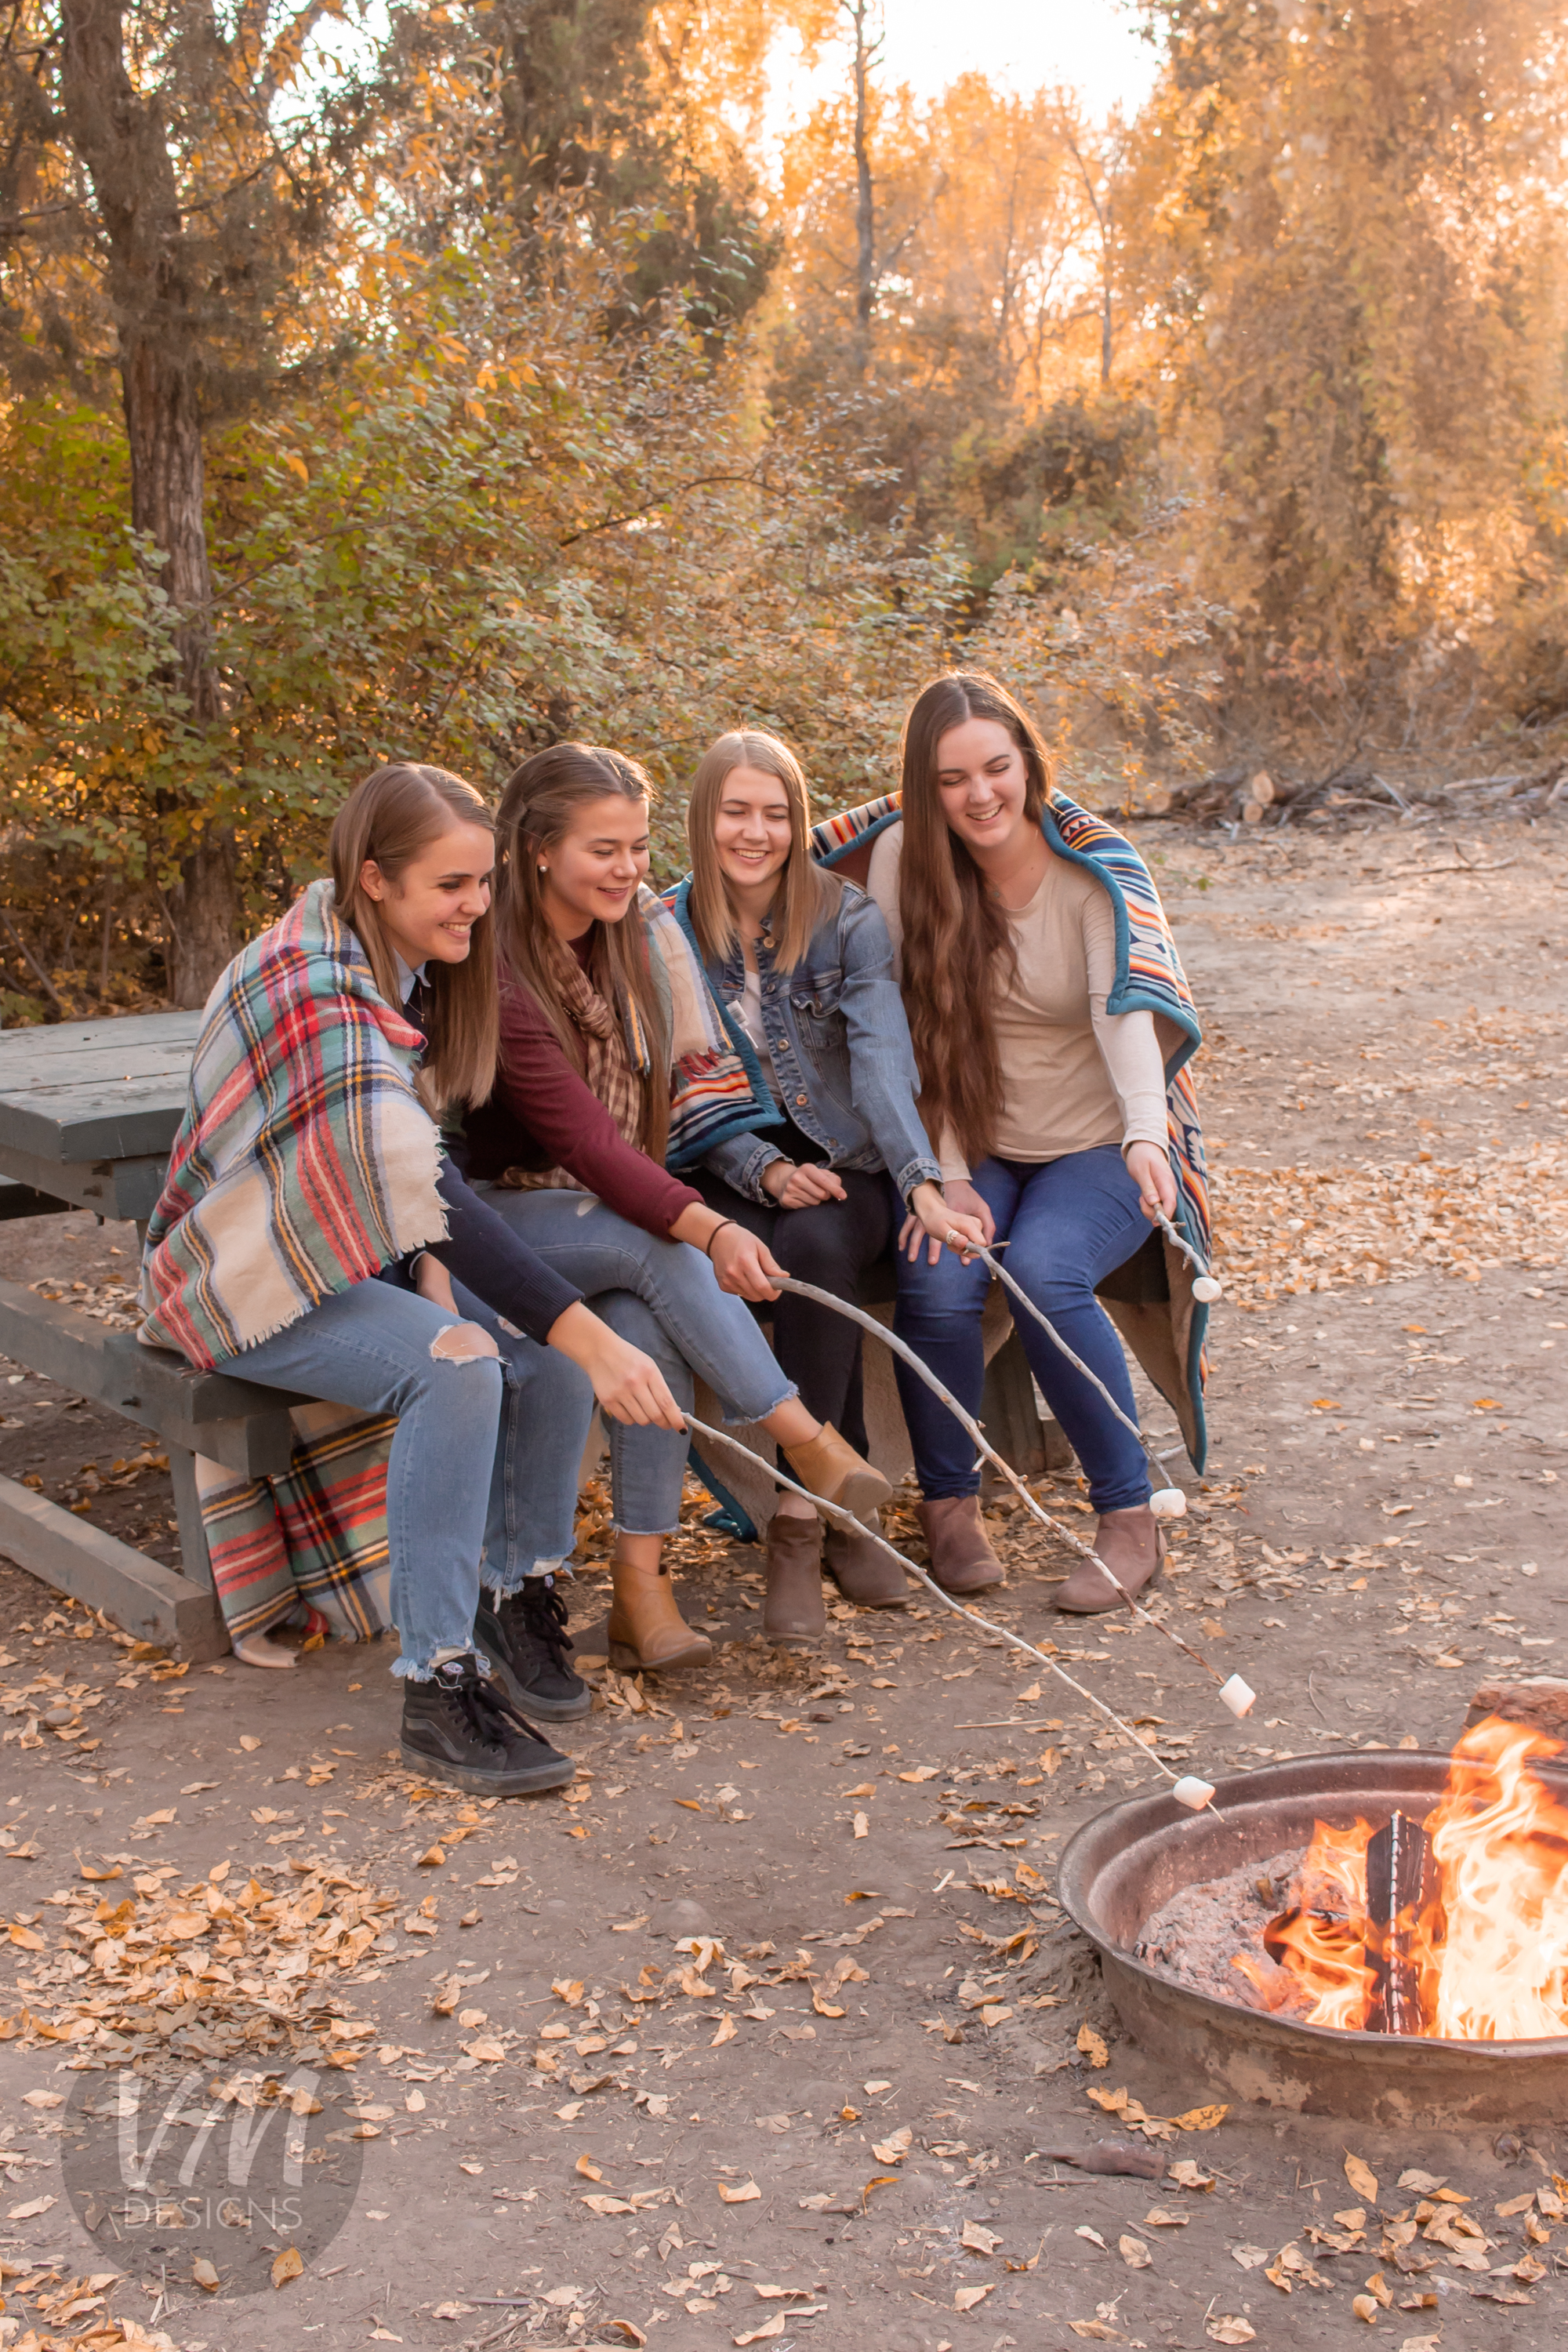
476, 1188, 795, 1536
212, 1277, 595, 1676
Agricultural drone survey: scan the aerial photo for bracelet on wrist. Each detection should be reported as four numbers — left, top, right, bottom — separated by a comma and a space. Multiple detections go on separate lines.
703, 1218, 736, 1260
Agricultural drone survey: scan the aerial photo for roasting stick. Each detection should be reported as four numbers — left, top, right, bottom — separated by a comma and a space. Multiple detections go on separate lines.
1150, 1208, 1224, 1303
683, 1411, 1219, 1807
766, 1272, 1251, 1720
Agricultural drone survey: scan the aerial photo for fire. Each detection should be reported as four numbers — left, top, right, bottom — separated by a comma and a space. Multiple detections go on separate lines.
1236, 1717, 1568, 2040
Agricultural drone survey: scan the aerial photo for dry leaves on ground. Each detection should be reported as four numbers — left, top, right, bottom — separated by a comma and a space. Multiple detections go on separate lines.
1210, 1145, 1566, 1301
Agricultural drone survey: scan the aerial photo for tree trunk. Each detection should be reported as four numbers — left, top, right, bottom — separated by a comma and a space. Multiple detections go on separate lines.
848, 0, 878, 370
60, 0, 238, 1007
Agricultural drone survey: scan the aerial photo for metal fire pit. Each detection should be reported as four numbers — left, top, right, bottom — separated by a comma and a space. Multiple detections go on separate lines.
1057, 1751, 1568, 2127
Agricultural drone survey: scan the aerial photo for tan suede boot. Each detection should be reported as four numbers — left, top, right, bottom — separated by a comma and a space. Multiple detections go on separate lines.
781, 1423, 892, 1521
823, 1512, 907, 1610
608, 1559, 713, 1670
915, 1494, 1003, 1595
763, 1512, 827, 1648
1055, 1504, 1165, 1613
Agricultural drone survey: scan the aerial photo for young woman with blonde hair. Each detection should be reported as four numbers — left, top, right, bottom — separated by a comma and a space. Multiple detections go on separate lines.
463, 743, 895, 1667
867, 673, 1209, 1604
140, 763, 684, 1788
675, 728, 985, 1635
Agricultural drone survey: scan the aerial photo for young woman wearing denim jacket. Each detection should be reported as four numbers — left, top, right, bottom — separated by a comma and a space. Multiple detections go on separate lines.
676, 730, 987, 1643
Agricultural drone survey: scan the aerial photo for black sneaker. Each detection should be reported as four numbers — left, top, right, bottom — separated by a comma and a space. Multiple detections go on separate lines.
474, 1575, 591, 1721
400, 1657, 575, 1795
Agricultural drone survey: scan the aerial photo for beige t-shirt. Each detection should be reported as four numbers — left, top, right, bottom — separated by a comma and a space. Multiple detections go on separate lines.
866, 822, 1170, 1181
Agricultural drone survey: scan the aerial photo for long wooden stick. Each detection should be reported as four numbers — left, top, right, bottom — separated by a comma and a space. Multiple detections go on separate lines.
684, 1411, 1189, 1790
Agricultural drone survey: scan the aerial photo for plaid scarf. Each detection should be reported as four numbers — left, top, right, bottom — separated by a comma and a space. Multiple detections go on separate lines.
197, 1400, 394, 1646
811, 789, 1214, 1468
500, 886, 780, 1192
139, 879, 446, 1370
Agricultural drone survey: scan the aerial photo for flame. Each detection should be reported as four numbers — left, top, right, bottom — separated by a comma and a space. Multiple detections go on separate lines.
1252, 1717, 1568, 2039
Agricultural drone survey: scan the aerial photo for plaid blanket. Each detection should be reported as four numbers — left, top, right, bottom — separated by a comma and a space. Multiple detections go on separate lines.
197, 1401, 394, 1645
811, 789, 1213, 1467
139, 879, 447, 1369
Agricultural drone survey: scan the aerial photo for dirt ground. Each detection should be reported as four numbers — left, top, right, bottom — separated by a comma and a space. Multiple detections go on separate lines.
1, 801, 1565, 2352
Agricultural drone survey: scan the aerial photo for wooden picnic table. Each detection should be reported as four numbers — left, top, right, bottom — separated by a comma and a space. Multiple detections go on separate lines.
0, 1013, 307, 1658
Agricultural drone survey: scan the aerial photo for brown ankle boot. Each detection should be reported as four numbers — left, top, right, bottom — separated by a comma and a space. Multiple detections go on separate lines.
608, 1559, 713, 1670
763, 1513, 826, 1648
823, 1512, 907, 1610
1055, 1504, 1165, 1613
782, 1423, 892, 1521
916, 1494, 1003, 1595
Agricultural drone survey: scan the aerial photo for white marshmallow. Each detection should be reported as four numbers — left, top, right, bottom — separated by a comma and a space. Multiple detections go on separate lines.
1149, 1486, 1188, 1519
1218, 1673, 1256, 1719
1192, 1275, 1222, 1303
1172, 1776, 1216, 1812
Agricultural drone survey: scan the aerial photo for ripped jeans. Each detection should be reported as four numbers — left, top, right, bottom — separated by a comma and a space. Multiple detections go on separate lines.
211, 1276, 595, 1677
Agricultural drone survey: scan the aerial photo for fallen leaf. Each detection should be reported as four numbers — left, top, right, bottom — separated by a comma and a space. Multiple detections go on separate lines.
417, 1845, 445, 1867
576, 2154, 605, 2180
7, 2194, 56, 2220
898, 1766, 939, 1782
1118, 2234, 1152, 2269
1230, 2245, 1269, 2270
852, 1812, 869, 1839
1142, 2207, 1187, 2228
732, 2320, 786, 2347
1352, 2295, 1380, 2323
719, 2180, 762, 2202
1397, 2170, 1446, 2194
711, 2013, 737, 2046
192, 2257, 220, 2292
1076, 2227, 1108, 2249
1076, 2022, 1109, 2067
1206, 2322, 1255, 2347
459, 2161, 485, 2176
21, 2089, 62, 2109
270, 2246, 304, 2288
239, 1734, 261, 1751
871, 2126, 912, 2165
812, 1988, 846, 2018
1171, 2103, 1228, 2132
1345, 2154, 1380, 2204
583, 2194, 636, 2216
954, 2283, 993, 2311
1067, 2324, 1121, 2343
463, 2038, 506, 2063
960, 2220, 1001, 2254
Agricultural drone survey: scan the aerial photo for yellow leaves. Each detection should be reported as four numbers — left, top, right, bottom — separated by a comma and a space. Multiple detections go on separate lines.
1343, 2153, 1379, 2204
7, 1923, 45, 1951
270, 2246, 304, 2289
552, 1978, 585, 2005
710, 2013, 738, 2046
718, 2179, 761, 2203
870, 2126, 912, 2165
1076, 2022, 1109, 2067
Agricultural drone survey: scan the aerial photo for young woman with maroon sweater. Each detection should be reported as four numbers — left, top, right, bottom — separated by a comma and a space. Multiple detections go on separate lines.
463, 745, 891, 1667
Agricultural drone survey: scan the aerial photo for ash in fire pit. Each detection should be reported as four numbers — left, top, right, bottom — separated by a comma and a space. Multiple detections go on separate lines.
1133, 1717, 1568, 2042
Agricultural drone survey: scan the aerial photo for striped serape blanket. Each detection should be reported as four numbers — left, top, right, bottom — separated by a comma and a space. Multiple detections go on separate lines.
197, 1401, 395, 1646
140, 877, 446, 1370
645, 885, 783, 1171
810, 788, 1214, 1468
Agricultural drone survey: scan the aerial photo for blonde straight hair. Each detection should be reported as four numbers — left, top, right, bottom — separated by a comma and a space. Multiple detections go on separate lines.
685, 728, 837, 974
328, 763, 499, 1110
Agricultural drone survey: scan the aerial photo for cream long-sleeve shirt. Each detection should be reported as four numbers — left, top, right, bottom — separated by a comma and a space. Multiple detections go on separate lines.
866, 822, 1170, 1182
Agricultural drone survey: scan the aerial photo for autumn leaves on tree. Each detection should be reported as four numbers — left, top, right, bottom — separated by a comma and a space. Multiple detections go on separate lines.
1, 0, 1566, 1011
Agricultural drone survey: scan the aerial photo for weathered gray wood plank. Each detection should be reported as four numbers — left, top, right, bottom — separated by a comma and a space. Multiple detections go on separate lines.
0, 1474, 227, 1657
0, 1138, 169, 1222
0, 1011, 198, 1162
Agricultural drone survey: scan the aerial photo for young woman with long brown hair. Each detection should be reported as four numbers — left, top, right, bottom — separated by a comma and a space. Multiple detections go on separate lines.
675, 728, 986, 1634
463, 744, 894, 1668
140, 763, 684, 1790
869, 673, 1203, 1605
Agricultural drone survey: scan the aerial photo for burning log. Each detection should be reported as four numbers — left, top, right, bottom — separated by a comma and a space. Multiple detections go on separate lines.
1365, 1810, 1440, 2037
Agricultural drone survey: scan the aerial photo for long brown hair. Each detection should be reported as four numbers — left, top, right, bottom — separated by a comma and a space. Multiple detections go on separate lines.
897, 670, 1056, 1166
493, 743, 671, 1161
685, 728, 837, 973
328, 762, 499, 1110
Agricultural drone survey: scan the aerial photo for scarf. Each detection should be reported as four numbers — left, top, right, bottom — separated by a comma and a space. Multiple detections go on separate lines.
139, 879, 446, 1370
503, 887, 781, 1191
810, 789, 1214, 1468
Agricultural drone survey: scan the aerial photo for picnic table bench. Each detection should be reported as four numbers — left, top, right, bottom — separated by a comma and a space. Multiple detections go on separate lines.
0, 1014, 310, 1659
0, 1013, 1065, 1658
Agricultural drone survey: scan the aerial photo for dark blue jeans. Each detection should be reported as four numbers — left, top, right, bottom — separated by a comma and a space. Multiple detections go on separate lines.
893, 1146, 1151, 1514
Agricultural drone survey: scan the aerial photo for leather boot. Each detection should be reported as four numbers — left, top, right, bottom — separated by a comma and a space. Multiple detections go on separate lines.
824, 1512, 907, 1610
782, 1422, 892, 1521
916, 1494, 1004, 1595
1055, 1504, 1166, 1613
763, 1512, 827, 1648
608, 1558, 713, 1670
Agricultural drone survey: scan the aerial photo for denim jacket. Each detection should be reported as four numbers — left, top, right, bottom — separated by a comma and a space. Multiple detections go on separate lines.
670, 876, 942, 1205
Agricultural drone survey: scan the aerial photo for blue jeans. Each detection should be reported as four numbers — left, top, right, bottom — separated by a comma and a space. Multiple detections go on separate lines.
213, 1278, 595, 1676
893, 1147, 1151, 1515
476, 1189, 795, 1536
